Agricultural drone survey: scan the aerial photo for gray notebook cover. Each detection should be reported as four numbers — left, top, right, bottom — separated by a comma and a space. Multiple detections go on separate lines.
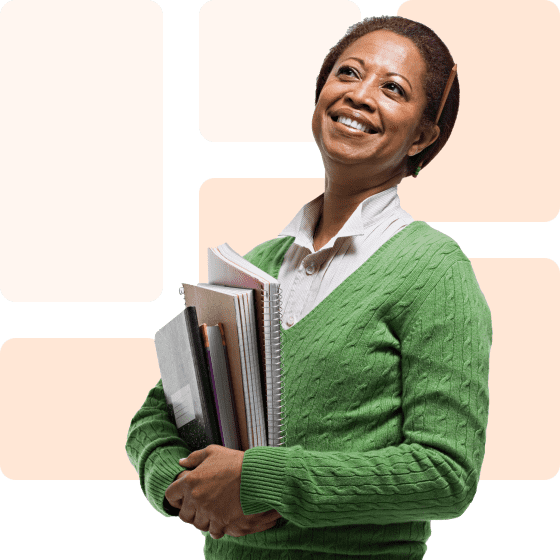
155, 308, 220, 451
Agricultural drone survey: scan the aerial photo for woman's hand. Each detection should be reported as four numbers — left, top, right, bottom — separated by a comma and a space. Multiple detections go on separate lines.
164, 445, 282, 539
206, 508, 282, 539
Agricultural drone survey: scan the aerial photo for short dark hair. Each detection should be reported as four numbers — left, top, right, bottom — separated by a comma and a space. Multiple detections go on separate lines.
315, 16, 459, 178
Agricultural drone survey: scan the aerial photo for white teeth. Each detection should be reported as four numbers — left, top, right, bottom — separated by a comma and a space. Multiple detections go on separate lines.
336, 116, 374, 134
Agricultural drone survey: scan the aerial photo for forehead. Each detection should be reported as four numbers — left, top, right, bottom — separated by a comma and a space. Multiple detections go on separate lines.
335, 30, 426, 86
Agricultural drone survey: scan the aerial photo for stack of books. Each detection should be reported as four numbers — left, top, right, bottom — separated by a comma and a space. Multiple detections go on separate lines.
154, 243, 284, 452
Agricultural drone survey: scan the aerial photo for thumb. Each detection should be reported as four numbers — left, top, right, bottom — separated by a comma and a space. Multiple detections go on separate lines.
179, 448, 207, 468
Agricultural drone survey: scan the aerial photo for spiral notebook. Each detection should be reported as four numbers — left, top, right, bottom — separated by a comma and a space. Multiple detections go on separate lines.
207, 243, 285, 448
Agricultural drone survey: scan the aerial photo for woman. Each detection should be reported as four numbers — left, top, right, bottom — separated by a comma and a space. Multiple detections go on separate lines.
126, 15, 492, 560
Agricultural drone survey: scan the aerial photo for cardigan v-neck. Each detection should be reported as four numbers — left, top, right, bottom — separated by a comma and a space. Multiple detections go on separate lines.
288, 221, 426, 333
276, 184, 413, 331
247, 221, 438, 334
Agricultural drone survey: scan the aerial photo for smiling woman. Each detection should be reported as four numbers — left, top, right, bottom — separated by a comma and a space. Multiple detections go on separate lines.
313, 30, 440, 179
126, 15, 491, 560
315, 16, 459, 180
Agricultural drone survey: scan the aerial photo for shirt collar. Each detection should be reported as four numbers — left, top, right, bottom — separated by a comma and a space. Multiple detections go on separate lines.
278, 183, 402, 252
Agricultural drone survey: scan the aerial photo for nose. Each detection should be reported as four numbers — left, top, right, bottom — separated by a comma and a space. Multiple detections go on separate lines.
344, 80, 376, 112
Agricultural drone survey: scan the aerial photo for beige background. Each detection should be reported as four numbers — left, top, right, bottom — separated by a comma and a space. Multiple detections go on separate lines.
0, 0, 163, 302
0, 338, 159, 480
200, 0, 560, 221
1, 254, 559, 481
199, 0, 361, 142
0, 0, 557, 486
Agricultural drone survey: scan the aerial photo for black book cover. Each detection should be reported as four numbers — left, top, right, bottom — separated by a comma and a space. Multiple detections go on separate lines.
183, 306, 223, 447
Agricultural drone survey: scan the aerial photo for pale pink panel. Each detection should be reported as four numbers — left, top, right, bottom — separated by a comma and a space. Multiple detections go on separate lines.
0, 0, 163, 302
199, 0, 361, 141
397, 0, 560, 221
0, 339, 160, 480
201, 0, 560, 220
199, 179, 325, 277
472, 259, 560, 480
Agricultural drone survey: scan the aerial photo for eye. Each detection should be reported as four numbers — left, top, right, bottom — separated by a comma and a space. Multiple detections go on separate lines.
384, 82, 404, 96
336, 65, 358, 78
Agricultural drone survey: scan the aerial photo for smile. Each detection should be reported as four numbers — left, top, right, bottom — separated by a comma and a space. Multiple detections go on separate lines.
332, 115, 377, 134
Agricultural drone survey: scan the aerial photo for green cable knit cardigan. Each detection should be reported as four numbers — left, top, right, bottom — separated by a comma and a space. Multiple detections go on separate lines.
125, 220, 492, 560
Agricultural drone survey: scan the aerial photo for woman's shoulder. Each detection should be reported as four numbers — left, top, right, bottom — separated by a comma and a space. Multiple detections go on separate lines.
396, 222, 491, 338
409, 221, 471, 267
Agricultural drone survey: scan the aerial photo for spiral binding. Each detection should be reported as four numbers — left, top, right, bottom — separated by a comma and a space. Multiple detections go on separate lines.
270, 286, 287, 448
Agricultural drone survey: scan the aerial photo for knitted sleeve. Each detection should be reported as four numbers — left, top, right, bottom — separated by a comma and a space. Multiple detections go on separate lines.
125, 378, 191, 517
239, 259, 492, 527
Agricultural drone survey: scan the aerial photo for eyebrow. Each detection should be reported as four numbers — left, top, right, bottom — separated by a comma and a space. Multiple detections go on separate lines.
341, 56, 412, 90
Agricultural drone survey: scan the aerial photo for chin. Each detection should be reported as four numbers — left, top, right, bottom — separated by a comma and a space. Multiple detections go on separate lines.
319, 130, 381, 164
321, 141, 376, 166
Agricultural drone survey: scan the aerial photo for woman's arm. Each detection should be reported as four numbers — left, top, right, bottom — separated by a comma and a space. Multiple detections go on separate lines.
239, 259, 492, 527
125, 379, 191, 516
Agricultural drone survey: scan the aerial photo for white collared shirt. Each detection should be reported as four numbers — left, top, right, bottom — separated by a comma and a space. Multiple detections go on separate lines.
277, 184, 414, 329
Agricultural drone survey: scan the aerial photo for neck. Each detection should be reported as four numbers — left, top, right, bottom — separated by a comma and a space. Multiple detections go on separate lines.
313, 163, 404, 251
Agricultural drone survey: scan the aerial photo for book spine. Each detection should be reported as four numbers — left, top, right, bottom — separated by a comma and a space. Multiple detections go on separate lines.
271, 287, 286, 448
200, 323, 225, 447
184, 307, 223, 446
218, 323, 242, 450
258, 288, 271, 446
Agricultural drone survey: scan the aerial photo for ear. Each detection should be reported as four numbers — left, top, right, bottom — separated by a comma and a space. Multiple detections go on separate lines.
407, 123, 440, 157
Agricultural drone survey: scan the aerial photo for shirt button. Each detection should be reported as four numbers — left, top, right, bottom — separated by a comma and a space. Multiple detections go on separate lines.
305, 263, 316, 275
286, 316, 295, 327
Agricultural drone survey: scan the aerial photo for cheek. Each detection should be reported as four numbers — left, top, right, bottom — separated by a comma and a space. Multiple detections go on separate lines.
311, 103, 323, 142
311, 85, 337, 137
386, 111, 420, 141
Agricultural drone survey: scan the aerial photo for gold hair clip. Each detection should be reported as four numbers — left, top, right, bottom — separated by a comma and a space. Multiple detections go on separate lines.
413, 63, 457, 178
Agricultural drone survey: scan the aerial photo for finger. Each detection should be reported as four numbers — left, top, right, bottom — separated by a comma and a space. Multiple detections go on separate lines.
224, 525, 245, 538
179, 447, 208, 469
224, 519, 277, 539
208, 521, 225, 540
255, 509, 282, 523
251, 521, 279, 534
178, 509, 194, 525
178, 500, 197, 526
191, 510, 212, 532
176, 470, 190, 480
209, 532, 224, 540
165, 485, 183, 508
165, 470, 191, 508
166, 496, 182, 510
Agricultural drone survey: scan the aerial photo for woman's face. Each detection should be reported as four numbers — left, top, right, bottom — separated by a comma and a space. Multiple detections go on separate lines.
312, 30, 438, 176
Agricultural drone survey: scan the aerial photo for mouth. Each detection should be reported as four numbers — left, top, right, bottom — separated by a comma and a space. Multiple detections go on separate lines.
331, 115, 377, 135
